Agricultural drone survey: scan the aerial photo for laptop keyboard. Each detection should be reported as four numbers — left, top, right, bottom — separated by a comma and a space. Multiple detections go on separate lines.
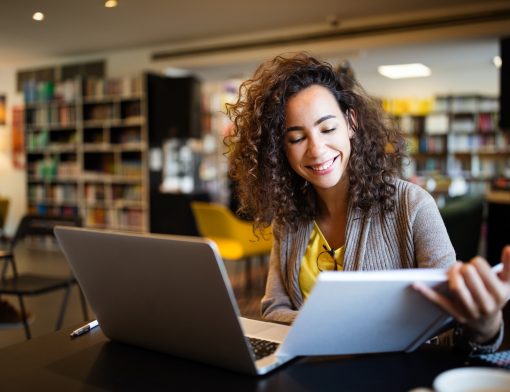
248, 337, 279, 360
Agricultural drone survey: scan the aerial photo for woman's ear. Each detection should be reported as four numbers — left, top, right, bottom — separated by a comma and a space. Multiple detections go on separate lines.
347, 109, 357, 138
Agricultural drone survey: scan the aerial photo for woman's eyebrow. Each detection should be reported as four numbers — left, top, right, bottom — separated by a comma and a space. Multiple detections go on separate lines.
285, 125, 302, 132
286, 114, 337, 132
314, 115, 336, 126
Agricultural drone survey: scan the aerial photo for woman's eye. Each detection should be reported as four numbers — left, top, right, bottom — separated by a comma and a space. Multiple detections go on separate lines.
289, 137, 304, 144
322, 127, 336, 133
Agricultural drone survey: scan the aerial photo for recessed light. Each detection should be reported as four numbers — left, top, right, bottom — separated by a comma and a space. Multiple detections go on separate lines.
378, 63, 431, 79
493, 55, 502, 68
104, 0, 118, 8
32, 12, 45, 21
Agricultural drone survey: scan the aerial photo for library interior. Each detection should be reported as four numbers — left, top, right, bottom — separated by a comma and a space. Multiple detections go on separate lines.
1, 1, 510, 390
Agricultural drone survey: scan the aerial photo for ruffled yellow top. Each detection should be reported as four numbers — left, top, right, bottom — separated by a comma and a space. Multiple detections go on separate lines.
298, 221, 344, 299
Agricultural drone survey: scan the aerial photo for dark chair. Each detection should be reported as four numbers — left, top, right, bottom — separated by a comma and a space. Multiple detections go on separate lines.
486, 200, 510, 266
0, 197, 9, 243
0, 214, 89, 339
439, 196, 484, 262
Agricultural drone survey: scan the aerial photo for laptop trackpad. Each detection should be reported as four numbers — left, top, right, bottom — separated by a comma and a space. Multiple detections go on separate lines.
239, 317, 290, 343
240, 317, 290, 344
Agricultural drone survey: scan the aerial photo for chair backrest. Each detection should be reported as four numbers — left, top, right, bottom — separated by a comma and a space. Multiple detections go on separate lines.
190, 201, 272, 255
439, 196, 484, 262
11, 214, 83, 249
2, 214, 83, 279
191, 202, 243, 239
0, 197, 9, 231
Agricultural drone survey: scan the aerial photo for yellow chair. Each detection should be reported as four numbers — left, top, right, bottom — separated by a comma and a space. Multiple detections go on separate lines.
190, 201, 272, 290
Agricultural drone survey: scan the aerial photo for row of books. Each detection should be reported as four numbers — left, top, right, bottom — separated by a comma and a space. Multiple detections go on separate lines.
82, 76, 144, 98
24, 77, 144, 104
28, 159, 79, 179
24, 79, 81, 104
435, 95, 499, 113
85, 184, 107, 202
119, 160, 143, 177
399, 112, 499, 135
29, 204, 79, 216
27, 131, 50, 150
415, 158, 447, 174
25, 105, 77, 127
85, 206, 145, 229
27, 132, 79, 151
406, 135, 446, 154
84, 184, 144, 203
121, 101, 142, 121
449, 133, 510, 153
84, 103, 117, 121
450, 113, 499, 133
451, 158, 510, 179
111, 127, 142, 144
112, 184, 143, 201
28, 184, 78, 203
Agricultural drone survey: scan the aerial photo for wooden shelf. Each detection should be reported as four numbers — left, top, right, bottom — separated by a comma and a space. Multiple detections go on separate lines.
23, 76, 149, 232
392, 95, 508, 196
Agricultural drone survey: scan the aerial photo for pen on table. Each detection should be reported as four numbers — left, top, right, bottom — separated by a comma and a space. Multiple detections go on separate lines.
70, 320, 99, 338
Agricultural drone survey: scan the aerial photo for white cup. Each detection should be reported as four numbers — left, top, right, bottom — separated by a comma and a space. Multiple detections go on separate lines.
433, 367, 510, 392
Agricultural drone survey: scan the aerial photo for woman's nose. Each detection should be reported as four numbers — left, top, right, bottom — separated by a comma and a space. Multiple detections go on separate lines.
307, 135, 325, 157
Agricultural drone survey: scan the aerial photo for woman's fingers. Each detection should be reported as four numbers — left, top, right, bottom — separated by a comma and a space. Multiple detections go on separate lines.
448, 263, 480, 321
460, 261, 497, 317
416, 251, 510, 344
412, 281, 465, 322
415, 250, 510, 322
470, 257, 509, 308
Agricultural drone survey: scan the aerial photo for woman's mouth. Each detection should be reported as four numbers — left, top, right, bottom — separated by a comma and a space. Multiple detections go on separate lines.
308, 155, 339, 172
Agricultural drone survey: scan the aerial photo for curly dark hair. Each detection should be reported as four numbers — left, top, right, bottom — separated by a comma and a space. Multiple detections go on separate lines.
225, 52, 406, 232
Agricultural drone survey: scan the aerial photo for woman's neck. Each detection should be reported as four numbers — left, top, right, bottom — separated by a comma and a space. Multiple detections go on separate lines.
315, 178, 350, 220
313, 178, 350, 250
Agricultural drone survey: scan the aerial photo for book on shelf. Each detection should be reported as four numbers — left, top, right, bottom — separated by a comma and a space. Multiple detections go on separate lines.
451, 115, 477, 133
425, 113, 449, 135
478, 113, 498, 133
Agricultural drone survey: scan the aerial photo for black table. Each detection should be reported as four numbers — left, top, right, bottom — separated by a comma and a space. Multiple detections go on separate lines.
0, 324, 503, 392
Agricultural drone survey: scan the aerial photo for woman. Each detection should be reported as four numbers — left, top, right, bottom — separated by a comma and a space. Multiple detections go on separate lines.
225, 52, 509, 354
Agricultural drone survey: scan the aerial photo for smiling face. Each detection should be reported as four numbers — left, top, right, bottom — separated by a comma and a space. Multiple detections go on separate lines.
283, 84, 353, 193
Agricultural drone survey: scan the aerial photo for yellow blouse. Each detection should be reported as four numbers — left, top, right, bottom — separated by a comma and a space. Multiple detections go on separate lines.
298, 221, 345, 299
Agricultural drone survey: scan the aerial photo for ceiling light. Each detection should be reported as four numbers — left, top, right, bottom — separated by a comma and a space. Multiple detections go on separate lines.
378, 63, 431, 79
32, 12, 44, 21
104, 0, 118, 8
493, 55, 502, 68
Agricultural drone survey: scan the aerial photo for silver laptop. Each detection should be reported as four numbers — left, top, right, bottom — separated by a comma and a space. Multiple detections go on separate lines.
54, 226, 293, 375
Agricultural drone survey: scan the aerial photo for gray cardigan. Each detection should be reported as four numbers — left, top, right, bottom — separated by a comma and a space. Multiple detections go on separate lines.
262, 179, 455, 322
260, 178, 502, 353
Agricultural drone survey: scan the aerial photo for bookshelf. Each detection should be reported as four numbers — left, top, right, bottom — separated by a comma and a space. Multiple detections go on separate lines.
385, 95, 509, 197
441, 95, 510, 189
199, 80, 241, 205
24, 76, 149, 232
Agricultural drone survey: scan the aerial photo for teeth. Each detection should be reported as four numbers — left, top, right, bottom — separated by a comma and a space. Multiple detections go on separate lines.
311, 158, 334, 171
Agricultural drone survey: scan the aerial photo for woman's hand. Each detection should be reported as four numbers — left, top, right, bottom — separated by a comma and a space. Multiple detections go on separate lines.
414, 245, 510, 344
